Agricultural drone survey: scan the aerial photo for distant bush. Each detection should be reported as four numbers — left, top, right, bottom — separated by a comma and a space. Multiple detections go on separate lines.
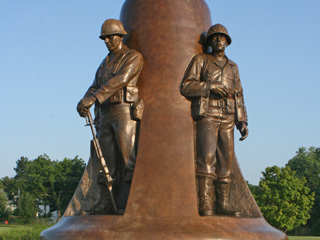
0, 189, 11, 219
15, 192, 38, 224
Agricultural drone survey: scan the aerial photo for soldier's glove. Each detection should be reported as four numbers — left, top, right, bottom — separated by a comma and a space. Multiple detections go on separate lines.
236, 121, 248, 141
210, 82, 228, 97
77, 95, 97, 118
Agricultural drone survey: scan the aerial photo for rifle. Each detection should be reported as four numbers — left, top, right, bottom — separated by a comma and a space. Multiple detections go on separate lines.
85, 111, 118, 214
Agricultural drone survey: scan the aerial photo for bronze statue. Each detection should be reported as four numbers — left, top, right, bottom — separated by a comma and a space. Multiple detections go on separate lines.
42, 2, 288, 239
77, 19, 144, 214
181, 24, 248, 217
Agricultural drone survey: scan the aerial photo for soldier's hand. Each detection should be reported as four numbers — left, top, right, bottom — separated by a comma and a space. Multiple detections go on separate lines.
78, 106, 90, 118
210, 83, 228, 97
77, 96, 96, 117
236, 122, 248, 141
76, 100, 88, 117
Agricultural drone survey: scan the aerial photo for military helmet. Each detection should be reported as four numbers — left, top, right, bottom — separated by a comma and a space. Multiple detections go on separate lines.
206, 24, 232, 46
99, 19, 127, 40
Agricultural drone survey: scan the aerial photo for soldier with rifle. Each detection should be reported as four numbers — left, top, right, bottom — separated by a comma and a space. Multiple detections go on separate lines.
77, 19, 144, 214
181, 24, 248, 217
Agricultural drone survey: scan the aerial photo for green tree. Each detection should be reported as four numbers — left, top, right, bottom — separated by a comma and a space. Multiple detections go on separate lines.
255, 166, 314, 232
1, 154, 85, 219
14, 154, 55, 212
13, 154, 85, 218
0, 176, 20, 200
286, 146, 320, 230
16, 192, 38, 224
312, 218, 320, 236
247, 181, 259, 199
51, 156, 86, 218
0, 188, 10, 218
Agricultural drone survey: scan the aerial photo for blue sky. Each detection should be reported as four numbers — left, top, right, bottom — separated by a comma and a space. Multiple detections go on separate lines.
0, 0, 319, 185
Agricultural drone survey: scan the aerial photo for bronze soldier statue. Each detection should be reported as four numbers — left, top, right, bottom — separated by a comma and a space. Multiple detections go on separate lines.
77, 19, 144, 213
181, 24, 248, 217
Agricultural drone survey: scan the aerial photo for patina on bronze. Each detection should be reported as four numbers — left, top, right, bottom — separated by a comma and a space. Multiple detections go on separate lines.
181, 23, 248, 217
41, 0, 288, 239
76, 18, 144, 214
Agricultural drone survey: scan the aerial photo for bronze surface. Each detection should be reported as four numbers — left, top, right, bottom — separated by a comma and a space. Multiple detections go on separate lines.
180, 23, 249, 217
76, 19, 144, 213
41, 0, 288, 239
41, 215, 287, 240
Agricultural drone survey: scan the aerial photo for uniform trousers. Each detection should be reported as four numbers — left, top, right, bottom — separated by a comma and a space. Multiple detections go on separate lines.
196, 113, 235, 183
97, 102, 137, 184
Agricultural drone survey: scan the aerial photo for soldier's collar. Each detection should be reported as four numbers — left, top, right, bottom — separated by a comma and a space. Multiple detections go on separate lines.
222, 56, 235, 66
209, 54, 233, 68
117, 45, 129, 56
108, 45, 129, 57
227, 57, 235, 66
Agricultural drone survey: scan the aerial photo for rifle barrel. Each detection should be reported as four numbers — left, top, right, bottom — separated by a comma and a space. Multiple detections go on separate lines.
85, 110, 118, 214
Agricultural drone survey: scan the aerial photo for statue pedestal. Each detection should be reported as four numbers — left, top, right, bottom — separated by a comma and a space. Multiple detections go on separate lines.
42, 0, 288, 239
41, 215, 287, 239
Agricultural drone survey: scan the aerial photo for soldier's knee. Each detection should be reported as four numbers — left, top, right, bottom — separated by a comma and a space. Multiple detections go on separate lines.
204, 153, 216, 165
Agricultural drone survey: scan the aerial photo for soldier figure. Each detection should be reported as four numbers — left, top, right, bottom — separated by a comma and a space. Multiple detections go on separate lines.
77, 19, 144, 212
181, 24, 248, 217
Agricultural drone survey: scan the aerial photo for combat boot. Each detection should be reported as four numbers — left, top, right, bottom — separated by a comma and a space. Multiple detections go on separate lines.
198, 177, 215, 216
215, 181, 240, 217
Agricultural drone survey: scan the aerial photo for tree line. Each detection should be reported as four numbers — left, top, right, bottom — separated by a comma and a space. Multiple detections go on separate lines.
249, 146, 320, 235
0, 147, 319, 234
0, 154, 86, 222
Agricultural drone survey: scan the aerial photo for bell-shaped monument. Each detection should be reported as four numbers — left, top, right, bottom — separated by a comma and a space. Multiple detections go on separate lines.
41, 0, 288, 239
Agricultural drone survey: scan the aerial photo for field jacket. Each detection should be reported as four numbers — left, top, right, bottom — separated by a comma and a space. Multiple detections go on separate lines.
181, 53, 247, 123
84, 45, 144, 106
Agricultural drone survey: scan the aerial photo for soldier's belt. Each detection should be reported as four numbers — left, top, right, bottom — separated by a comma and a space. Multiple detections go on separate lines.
191, 97, 235, 121
109, 86, 139, 104
208, 98, 235, 114
209, 98, 234, 106
209, 99, 225, 107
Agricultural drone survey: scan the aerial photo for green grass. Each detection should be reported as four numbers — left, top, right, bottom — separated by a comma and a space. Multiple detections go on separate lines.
289, 237, 320, 240
0, 223, 53, 240
0, 225, 25, 233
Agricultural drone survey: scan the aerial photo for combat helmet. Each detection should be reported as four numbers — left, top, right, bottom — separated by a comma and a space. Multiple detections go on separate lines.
206, 24, 232, 46
99, 19, 127, 40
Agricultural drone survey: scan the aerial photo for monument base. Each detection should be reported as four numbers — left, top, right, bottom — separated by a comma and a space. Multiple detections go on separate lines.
41, 215, 288, 240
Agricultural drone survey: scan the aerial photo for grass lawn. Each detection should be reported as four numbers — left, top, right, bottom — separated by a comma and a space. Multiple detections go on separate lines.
0, 223, 53, 240
0, 225, 26, 232
289, 237, 320, 240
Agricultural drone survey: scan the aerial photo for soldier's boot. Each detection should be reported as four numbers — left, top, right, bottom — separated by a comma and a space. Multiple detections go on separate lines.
93, 171, 112, 214
198, 177, 215, 216
215, 181, 240, 217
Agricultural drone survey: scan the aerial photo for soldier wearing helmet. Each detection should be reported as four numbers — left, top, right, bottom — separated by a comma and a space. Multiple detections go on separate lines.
181, 24, 248, 217
77, 19, 144, 213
